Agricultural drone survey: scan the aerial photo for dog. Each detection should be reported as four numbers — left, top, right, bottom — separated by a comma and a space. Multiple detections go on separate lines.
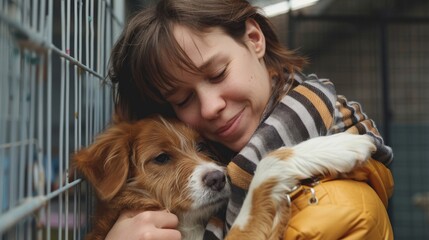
74, 115, 375, 240
74, 116, 230, 240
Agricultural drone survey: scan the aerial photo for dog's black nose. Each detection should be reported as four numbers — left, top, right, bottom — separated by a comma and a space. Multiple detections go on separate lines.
203, 170, 226, 191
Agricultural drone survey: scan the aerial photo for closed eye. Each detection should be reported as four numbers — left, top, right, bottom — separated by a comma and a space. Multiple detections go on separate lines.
208, 67, 227, 82
177, 92, 194, 108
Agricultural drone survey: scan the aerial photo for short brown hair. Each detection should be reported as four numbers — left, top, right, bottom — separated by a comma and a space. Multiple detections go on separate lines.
109, 0, 306, 121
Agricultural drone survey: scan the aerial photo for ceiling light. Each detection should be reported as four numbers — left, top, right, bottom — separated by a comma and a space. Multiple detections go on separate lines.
262, 0, 319, 17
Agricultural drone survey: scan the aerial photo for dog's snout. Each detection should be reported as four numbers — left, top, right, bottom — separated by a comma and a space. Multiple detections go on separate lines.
203, 170, 226, 192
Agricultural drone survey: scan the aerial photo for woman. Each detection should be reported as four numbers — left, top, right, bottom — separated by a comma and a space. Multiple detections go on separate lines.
106, 0, 394, 239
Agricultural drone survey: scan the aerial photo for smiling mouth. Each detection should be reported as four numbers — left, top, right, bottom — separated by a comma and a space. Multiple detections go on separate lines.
215, 109, 245, 136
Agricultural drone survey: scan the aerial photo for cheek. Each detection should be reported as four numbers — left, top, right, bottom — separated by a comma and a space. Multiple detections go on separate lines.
175, 109, 204, 134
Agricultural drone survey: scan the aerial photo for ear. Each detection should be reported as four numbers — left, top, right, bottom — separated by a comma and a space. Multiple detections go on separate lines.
73, 123, 133, 201
244, 18, 266, 59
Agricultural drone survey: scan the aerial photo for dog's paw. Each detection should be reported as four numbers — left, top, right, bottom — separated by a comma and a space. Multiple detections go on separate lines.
252, 149, 302, 197
255, 133, 376, 189
290, 132, 376, 176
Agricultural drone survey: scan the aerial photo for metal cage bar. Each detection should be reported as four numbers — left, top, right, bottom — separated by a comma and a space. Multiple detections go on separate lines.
0, 0, 124, 239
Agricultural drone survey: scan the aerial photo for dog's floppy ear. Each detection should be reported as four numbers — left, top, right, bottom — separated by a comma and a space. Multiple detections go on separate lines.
73, 122, 134, 201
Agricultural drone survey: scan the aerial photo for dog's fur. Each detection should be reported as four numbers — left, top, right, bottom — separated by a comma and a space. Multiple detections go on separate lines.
226, 132, 375, 239
74, 116, 230, 239
74, 115, 375, 240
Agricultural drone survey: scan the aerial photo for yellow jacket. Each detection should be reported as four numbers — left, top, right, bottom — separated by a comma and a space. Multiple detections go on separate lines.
284, 159, 394, 240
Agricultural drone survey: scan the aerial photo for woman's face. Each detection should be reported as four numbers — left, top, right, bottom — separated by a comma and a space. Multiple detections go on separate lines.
161, 20, 272, 152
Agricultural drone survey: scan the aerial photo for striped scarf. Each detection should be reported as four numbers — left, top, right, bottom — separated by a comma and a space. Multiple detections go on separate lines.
203, 73, 393, 239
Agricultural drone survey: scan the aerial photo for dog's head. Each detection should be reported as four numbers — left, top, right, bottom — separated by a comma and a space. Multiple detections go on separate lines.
73, 116, 230, 215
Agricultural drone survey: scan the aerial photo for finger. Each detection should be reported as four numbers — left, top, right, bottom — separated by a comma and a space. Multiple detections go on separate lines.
132, 211, 179, 229
156, 211, 179, 229
147, 228, 181, 240
117, 209, 142, 220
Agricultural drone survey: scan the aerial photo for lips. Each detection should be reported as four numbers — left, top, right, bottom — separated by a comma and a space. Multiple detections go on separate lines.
215, 109, 244, 137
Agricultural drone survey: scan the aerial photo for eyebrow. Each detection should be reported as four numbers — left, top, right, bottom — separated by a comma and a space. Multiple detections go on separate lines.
197, 54, 220, 71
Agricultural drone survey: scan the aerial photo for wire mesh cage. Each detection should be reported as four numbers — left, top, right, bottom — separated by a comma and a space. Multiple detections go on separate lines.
0, 0, 123, 239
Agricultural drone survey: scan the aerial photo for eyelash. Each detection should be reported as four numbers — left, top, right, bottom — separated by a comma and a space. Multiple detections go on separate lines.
176, 66, 228, 108
209, 67, 227, 82
177, 92, 194, 107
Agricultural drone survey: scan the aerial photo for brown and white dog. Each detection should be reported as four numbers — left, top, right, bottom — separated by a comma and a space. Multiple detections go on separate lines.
74, 115, 375, 240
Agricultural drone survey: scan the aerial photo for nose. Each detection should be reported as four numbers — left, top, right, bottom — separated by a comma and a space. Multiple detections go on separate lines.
203, 170, 226, 191
199, 89, 225, 120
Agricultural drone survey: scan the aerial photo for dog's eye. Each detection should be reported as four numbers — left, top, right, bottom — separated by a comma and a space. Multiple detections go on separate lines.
153, 153, 170, 164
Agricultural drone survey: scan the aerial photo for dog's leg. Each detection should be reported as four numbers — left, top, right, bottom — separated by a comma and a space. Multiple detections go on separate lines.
226, 133, 376, 240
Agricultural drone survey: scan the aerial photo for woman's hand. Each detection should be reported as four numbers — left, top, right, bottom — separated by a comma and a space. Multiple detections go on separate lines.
106, 210, 182, 240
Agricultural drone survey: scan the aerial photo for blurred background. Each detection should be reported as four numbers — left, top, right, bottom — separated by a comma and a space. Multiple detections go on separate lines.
258, 0, 429, 239
0, 0, 428, 239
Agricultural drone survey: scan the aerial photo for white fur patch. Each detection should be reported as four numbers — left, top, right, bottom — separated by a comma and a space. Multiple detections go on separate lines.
188, 162, 230, 209
179, 162, 230, 239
